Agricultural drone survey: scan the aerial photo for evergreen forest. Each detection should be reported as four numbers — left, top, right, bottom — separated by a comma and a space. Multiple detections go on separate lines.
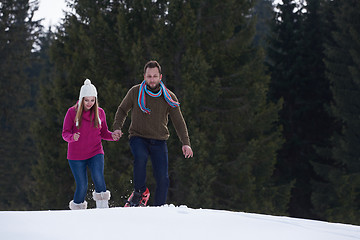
1, 0, 359, 225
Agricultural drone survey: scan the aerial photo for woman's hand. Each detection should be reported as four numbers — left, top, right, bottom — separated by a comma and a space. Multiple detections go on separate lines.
73, 132, 80, 141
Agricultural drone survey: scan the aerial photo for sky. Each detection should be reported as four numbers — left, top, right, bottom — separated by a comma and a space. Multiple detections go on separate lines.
1, 205, 359, 240
33, 0, 67, 29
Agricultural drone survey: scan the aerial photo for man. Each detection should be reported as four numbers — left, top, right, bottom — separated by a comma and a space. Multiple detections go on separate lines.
113, 60, 193, 207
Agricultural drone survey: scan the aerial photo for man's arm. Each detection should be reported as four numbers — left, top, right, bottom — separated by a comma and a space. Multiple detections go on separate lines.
169, 105, 193, 158
169, 106, 191, 146
113, 87, 134, 131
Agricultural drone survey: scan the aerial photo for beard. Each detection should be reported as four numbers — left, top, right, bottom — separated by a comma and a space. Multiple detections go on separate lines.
146, 82, 160, 90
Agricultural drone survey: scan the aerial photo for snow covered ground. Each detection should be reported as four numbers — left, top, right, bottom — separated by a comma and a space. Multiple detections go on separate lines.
1, 205, 359, 240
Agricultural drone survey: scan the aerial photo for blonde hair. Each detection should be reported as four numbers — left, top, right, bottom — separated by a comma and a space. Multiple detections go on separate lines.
74, 97, 100, 128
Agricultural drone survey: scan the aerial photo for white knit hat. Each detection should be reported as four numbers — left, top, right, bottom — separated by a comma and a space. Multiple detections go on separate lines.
79, 79, 97, 104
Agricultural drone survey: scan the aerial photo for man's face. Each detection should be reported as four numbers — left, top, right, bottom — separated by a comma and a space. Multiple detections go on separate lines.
144, 67, 162, 89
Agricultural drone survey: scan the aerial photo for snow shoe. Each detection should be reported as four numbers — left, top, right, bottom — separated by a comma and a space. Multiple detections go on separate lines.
124, 188, 150, 207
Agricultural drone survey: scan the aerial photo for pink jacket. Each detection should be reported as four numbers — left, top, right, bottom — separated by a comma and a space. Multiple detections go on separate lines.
62, 106, 114, 160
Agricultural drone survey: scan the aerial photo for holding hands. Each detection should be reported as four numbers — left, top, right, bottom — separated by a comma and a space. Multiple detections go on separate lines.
112, 129, 123, 141
74, 130, 122, 141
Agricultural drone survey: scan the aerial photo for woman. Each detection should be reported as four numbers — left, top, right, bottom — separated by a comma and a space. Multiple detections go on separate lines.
62, 79, 120, 210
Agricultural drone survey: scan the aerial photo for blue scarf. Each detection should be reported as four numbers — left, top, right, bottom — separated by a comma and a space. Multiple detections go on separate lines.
138, 80, 180, 114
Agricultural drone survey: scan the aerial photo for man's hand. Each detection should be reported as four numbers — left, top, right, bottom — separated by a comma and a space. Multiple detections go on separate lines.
182, 145, 193, 158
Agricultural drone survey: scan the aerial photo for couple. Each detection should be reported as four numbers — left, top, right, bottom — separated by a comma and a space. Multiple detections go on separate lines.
62, 61, 193, 210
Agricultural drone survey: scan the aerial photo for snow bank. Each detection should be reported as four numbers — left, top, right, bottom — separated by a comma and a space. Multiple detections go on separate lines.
1, 205, 359, 240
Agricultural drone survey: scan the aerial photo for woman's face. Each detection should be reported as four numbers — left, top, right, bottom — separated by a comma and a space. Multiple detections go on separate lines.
83, 96, 95, 111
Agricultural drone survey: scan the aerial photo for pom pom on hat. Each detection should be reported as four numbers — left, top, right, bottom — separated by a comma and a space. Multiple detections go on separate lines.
79, 79, 97, 103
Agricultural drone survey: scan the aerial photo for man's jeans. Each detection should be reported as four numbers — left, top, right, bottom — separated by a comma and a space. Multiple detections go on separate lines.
68, 154, 106, 204
130, 136, 169, 206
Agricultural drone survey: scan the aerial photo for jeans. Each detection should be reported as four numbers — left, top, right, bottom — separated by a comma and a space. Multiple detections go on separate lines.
130, 136, 169, 206
68, 154, 106, 204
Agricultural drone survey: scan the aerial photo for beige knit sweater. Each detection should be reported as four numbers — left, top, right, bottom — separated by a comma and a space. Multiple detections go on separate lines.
113, 84, 191, 146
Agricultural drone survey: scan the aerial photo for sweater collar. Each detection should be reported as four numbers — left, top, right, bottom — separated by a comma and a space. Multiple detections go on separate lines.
82, 109, 94, 121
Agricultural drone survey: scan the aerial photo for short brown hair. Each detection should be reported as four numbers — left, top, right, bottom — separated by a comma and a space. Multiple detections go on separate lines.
144, 60, 161, 74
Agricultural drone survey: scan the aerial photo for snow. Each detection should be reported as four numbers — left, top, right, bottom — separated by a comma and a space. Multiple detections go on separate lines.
1, 205, 359, 240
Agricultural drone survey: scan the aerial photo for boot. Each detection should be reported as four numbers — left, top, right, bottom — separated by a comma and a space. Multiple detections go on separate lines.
124, 188, 150, 207
69, 200, 87, 210
92, 190, 111, 208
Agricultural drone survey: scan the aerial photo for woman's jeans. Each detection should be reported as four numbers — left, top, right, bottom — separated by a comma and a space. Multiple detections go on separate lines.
130, 136, 169, 206
68, 154, 106, 204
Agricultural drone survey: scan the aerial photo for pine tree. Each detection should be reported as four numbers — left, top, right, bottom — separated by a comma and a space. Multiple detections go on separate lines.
155, 0, 287, 214
0, 0, 41, 210
315, 0, 360, 225
30, 26, 74, 210
268, 0, 309, 218
267, 0, 338, 219
203, 0, 286, 214
295, 0, 335, 220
